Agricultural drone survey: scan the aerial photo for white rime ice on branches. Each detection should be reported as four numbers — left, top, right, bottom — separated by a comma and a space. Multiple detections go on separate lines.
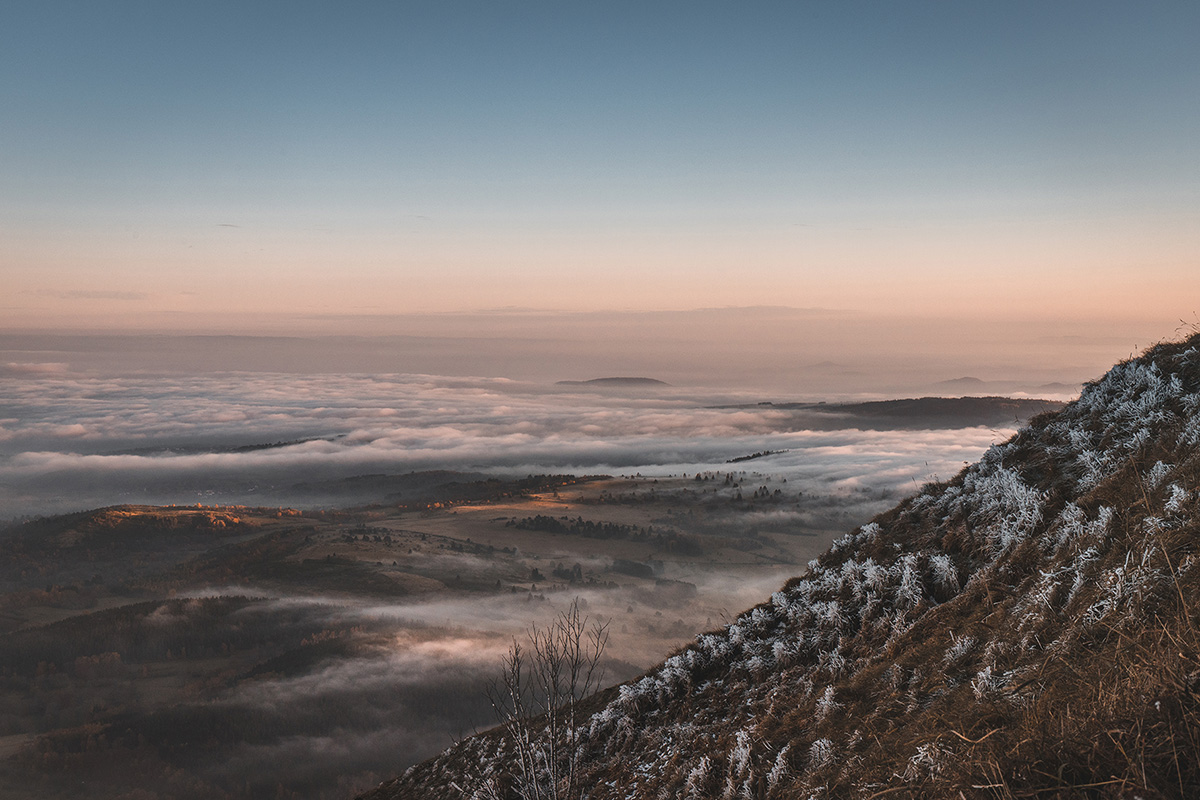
903, 743, 948, 781
961, 465, 1045, 552
807, 738, 834, 770
942, 633, 976, 666
1049, 502, 1111, 551
683, 756, 712, 800
814, 686, 840, 721
1147, 460, 1173, 489
1065, 546, 1101, 608
729, 730, 752, 780
929, 553, 959, 593
830, 522, 880, 555
721, 730, 757, 800
516, 340, 1200, 799
485, 600, 609, 800
895, 555, 924, 609
766, 744, 791, 792
1081, 546, 1167, 627
1166, 483, 1190, 515
971, 665, 1005, 700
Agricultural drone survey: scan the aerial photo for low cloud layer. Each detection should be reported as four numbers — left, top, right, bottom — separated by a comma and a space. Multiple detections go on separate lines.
0, 372, 1013, 518
0, 362, 1040, 796
175, 564, 800, 784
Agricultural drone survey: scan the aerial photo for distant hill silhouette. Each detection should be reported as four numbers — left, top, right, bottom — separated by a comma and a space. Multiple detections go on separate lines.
555, 377, 670, 386
935, 375, 987, 388
724, 395, 1066, 431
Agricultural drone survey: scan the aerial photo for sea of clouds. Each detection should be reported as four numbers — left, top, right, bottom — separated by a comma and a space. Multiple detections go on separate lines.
0, 370, 1011, 519
0, 365, 1048, 792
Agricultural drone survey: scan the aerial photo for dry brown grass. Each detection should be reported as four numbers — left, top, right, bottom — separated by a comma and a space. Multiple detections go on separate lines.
365, 335, 1200, 800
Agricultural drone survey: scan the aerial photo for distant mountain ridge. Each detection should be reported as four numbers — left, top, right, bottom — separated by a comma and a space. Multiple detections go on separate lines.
932, 376, 1081, 397
363, 334, 1200, 799
728, 395, 1067, 431
555, 377, 670, 386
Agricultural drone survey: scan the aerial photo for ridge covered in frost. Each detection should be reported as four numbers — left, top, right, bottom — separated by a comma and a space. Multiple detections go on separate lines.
364, 335, 1200, 799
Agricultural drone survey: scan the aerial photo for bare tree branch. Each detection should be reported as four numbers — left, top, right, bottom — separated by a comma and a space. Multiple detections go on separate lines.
477, 599, 608, 800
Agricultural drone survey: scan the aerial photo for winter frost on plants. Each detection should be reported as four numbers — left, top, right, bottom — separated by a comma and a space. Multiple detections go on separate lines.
1147, 460, 1173, 489
683, 756, 713, 800
490, 337, 1200, 799
942, 633, 976, 667
1166, 483, 1191, 515
902, 742, 949, 781
971, 664, 1009, 701
807, 738, 835, 771
968, 466, 1045, 552
830, 522, 880, 555
718, 730, 755, 800
766, 744, 791, 792
894, 554, 924, 609
1081, 549, 1166, 627
929, 553, 959, 594
814, 686, 840, 721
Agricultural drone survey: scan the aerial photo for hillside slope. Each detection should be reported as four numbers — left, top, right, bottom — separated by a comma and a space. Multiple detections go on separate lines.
365, 334, 1200, 799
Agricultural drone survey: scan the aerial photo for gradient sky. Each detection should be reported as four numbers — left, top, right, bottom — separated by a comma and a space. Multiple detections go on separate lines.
2, 1, 1198, 328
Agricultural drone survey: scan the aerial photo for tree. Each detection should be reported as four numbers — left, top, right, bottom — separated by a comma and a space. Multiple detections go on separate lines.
474, 599, 609, 800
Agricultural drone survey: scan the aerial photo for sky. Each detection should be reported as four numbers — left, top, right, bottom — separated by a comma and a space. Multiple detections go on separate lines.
2, 1, 1198, 329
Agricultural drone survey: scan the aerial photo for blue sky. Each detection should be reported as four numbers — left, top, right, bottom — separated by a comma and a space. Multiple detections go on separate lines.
3, 1, 1198, 326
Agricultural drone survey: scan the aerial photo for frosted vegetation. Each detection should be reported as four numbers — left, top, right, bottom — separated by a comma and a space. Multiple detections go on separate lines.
375, 337, 1200, 799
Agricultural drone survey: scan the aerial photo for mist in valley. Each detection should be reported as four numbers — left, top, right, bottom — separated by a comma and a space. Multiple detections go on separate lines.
4, 0, 1194, 794
0, 322, 1167, 798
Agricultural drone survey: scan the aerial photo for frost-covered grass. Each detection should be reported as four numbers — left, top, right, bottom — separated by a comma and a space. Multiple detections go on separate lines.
367, 335, 1200, 800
